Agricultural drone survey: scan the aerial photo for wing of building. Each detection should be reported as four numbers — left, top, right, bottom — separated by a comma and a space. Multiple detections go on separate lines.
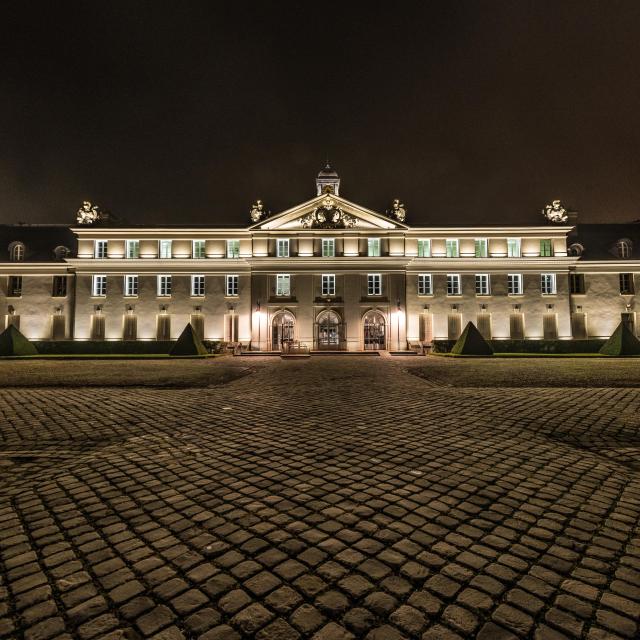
0, 167, 638, 350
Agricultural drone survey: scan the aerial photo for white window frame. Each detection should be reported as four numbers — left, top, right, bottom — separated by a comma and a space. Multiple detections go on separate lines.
276, 238, 290, 258
475, 273, 490, 296
508, 273, 523, 295
226, 239, 240, 259
367, 273, 382, 296
445, 239, 459, 258
157, 275, 172, 297
507, 238, 521, 258
126, 240, 139, 259
159, 240, 172, 259
124, 274, 138, 297
541, 273, 557, 295
475, 238, 488, 258
191, 275, 205, 297
276, 274, 291, 297
94, 240, 108, 259
321, 274, 335, 296
192, 240, 206, 259
10, 243, 25, 262
322, 238, 335, 257
367, 238, 381, 257
447, 273, 461, 295
226, 274, 239, 297
417, 239, 431, 258
92, 275, 107, 297
418, 274, 432, 295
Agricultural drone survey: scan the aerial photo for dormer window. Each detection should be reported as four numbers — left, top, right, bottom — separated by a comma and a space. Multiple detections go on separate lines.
54, 246, 71, 260
616, 239, 632, 259
9, 242, 25, 261
568, 243, 583, 257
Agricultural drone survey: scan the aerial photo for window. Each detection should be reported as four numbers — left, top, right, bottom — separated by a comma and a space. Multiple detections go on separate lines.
8, 276, 22, 297
9, 242, 25, 262
157, 275, 171, 297
475, 239, 488, 258
507, 238, 521, 258
92, 275, 106, 297
276, 274, 291, 297
617, 239, 632, 258
159, 240, 172, 259
226, 275, 239, 296
322, 239, 335, 257
367, 274, 382, 296
125, 275, 139, 296
54, 246, 70, 260
475, 274, 490, 295
367, 238, 381, 257
226, 239, 240, 258
126, 240, 139, 259
508, 273, 523, 295
447, 274, 461, 295
191, 275, 205, 297
321, 274, 335, 296
570, 273, 585, 294
277, 239, 289, 257
620, 273, 635, 295
417, 239, 431, 258
94, 241, 108, 259
541, 273, 557, 295
445, 239, 459, 258
418, 274, 432, 295
540, 239, 553, 257
568, 243, 584, 257
52, 276, 67, 297
192, 240, 206, 259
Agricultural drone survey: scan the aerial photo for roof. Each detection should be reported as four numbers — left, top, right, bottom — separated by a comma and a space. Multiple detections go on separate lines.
317, 163, 339, 178
0, 225, 77, 262
570, 223, 640, 260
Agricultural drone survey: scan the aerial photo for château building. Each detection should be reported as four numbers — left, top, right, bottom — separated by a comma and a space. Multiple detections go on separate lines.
1, 166, 639, 351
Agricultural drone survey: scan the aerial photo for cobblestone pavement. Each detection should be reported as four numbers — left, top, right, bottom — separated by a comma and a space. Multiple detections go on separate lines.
1, 357, 639, 640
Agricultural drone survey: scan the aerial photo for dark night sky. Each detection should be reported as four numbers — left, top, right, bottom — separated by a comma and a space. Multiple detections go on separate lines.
2, 1, 640, 227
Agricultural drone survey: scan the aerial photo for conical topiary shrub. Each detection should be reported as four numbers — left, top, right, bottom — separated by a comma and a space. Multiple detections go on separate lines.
599, 322, 640, 356
0, 324, 38, 356
450, 321, 494, 356
169, 323, 208, 356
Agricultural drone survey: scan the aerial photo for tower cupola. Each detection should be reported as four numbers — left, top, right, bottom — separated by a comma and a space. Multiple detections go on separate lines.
316, 162, 340, 196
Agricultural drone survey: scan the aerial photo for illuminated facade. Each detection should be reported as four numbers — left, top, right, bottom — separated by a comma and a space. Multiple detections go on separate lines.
1, 167, 639, 350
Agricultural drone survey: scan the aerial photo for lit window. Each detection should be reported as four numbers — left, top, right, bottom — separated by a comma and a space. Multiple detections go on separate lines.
418, 274, 432, 295
192, 240, 206, 259
541, 273, 556, 295
226, 275, 239, 296
475, 274, 490, 295
447, 274, 461, 295
508, 273, 523, 295
226, 240, 240, 258
367, 274, 382, 296
367, 238, 381, 257
417, 239, 431, 258
277, 239, 290, 257
125, 275, 139, 296
92, 275, 106, 297
157, 275, 171, 297
126, 240, 139, 259
8, 275, 22, 297
570, 273, 585, 294
9, 243, 25, 261
52, 276, 67, 297
159, 240, 172, 259
617, 240, 632, 258
620, 273, 634, 295
445, 239, 459, 258
322, 239, 335, 257
321, 274, 335, 296
474, 239, 488, 258
507, 238, 521, 258
540, 239, 553, 257
94, 241, 108, 259
276, 274, 291, 296
191, 275, 205, 297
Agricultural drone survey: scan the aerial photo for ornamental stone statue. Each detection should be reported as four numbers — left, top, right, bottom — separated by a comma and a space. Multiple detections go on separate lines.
542, 200, 568, 223
250, 199, 267, 223
76, 201, 101, 225
389, 199, 407, 222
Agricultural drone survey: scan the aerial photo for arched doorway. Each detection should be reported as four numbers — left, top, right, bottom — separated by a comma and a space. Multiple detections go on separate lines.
315, 310, 344, 350
363, 310, 386, 350
272, 311, 295, 350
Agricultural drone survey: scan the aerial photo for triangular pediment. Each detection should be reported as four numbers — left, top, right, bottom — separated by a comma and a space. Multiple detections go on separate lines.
249, 194, 408, 231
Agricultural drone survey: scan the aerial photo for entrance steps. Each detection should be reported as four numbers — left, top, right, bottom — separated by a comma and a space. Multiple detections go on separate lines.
310, 351, 380, 356
388, 350, 421, 356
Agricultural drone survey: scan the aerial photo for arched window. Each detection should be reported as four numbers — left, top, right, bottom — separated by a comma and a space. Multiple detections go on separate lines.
9, 242, 25, 261
568, 243, 584, 257
54, 246, 71, 260
616, 239, 632, 258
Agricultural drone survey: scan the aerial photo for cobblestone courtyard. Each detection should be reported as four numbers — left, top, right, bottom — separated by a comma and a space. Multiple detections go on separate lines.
1, 357, 639, 640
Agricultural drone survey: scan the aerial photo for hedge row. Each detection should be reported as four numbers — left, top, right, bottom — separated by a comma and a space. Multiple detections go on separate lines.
432, 339, 607, 354
32, 340, 224, 354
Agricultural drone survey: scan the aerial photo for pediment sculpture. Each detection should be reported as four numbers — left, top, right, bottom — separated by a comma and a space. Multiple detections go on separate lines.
300, 195, 358, 228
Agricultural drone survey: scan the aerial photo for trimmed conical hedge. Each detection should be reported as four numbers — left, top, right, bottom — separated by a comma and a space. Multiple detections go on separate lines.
0, 324, 38, 356
450, 321, 494, 356
169, 323, 208, 356
599, 322, 640, 356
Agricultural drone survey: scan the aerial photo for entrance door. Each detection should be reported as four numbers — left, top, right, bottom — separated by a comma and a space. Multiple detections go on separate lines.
272, 311, 295, 350
363, 311, 386, 350
316, 310, 342, 350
